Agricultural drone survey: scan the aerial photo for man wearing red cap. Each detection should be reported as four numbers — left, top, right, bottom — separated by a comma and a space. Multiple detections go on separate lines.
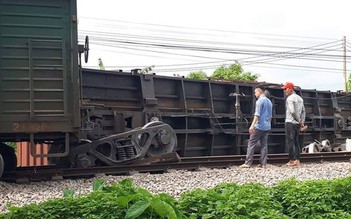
282, 82, 306, 166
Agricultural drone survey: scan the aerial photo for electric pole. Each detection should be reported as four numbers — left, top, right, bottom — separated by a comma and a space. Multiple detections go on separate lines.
343, 36, 347, 91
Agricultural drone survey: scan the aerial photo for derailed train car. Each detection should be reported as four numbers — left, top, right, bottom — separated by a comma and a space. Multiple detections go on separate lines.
0, 0, 351, 178
0, 0, 177, 176
81, 68, 351, 158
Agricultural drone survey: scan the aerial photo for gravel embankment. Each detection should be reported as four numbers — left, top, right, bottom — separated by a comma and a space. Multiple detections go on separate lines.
0, 162, 350, 213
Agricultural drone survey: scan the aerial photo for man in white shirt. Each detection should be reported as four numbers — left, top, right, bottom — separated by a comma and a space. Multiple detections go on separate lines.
282, 82, 306, 166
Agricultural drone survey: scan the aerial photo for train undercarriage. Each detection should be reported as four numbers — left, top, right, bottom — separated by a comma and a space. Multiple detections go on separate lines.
0, 121, 178, 177
48, 121, 177, 168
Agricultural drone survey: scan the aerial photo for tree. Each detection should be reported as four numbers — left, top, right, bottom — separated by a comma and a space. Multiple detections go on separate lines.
211, 62, 258, 81
141, 65, 155, 74
187, 71, 207, 80
347, 74, 351, 92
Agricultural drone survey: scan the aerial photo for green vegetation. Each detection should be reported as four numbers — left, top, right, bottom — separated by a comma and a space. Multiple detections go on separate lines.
186, 71, 207, 80
141, 65, 155, 74
1, 177, 351, 219
211, 63, 258, 81
347, 74, 351, 91
273, 178, 351, 218
187, 62, 258, 82
4, 142, 16, 151
1, 179, 183, 219
178, 183, 287, 219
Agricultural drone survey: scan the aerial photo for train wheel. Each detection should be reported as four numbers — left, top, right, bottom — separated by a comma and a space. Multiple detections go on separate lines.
0, 153, 4, 178
48, 143, 71, 168
141, 121, 177, 157
73, 140, 97, 168
0, 143, 17, 171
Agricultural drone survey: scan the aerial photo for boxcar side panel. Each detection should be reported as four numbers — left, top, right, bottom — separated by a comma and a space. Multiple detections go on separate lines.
0, 0, 80, 135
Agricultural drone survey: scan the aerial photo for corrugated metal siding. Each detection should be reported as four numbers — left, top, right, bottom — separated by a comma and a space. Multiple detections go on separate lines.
17, 142, 48, 167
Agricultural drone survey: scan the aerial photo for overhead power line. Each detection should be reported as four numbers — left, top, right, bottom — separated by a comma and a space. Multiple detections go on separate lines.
85, 38, 346, 74
80, 16, 337, 41
85, 37, 346, 59
85, 40, 347, 69
80, 31, 343, 52
78, 18, 348, 81
248, 65, 344, 74
144, 62, 343, 73
240, 40, 342, 64
92, 42, 230, 61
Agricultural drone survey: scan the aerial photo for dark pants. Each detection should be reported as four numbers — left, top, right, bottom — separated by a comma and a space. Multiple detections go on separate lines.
244, 129, 269, 166
286, 122, 300, 160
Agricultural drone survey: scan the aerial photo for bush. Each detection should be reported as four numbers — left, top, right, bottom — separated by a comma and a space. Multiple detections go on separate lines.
1, 179, 183, 219
273, 177, 351, 219
1, 177, 351, 219
211, 63, 258, 81
186, 71, 207, 80
178, 183, 287, 219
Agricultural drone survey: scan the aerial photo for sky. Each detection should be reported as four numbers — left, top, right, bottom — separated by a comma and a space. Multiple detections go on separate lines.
77, 0, 351, 91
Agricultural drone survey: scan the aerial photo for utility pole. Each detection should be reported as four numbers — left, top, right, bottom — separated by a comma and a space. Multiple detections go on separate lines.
343, 36, 347, 91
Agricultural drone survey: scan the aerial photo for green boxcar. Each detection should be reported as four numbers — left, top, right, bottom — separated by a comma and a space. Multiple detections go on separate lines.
0, 0, 80, 140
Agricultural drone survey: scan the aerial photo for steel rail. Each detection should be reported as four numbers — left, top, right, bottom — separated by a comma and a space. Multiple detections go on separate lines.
2, 152, 350, 182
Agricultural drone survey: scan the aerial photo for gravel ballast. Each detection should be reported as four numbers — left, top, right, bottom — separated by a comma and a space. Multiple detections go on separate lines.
0, 162, 350, 213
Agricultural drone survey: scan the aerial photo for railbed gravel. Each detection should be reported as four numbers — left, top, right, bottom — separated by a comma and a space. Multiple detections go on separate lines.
0, 161, 350, 213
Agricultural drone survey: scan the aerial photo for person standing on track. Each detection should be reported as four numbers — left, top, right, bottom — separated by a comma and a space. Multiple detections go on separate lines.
282, 82, 306, 166
240, 85, 272, 168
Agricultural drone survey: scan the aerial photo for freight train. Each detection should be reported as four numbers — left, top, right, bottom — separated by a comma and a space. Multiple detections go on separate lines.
1, 0, 351, 178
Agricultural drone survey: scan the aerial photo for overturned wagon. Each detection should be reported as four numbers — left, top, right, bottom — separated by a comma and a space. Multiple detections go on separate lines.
1, 0, 350, 179
81, 68, 351, 157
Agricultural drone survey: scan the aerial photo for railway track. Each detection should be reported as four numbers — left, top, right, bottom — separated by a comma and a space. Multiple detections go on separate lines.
2, 152, 351, 183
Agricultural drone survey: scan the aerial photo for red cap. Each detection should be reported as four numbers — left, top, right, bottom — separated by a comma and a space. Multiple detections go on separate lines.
282, 82, 294, 90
